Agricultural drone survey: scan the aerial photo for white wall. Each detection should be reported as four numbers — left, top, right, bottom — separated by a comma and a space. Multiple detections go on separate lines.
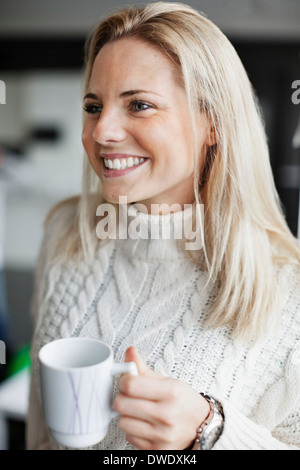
1, 71, 83, 269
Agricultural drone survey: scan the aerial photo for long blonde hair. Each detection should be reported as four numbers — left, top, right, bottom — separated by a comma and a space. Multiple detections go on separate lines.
48, 2, 300, 340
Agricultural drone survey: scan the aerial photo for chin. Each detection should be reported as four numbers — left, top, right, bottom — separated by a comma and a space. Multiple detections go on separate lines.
101, 192, 131, 205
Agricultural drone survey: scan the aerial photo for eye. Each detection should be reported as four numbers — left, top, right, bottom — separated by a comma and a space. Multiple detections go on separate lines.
129, 100, 152, 112
83, 103, 102, 115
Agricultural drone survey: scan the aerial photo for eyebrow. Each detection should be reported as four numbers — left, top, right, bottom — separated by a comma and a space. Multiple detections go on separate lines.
83, 89, 162, 100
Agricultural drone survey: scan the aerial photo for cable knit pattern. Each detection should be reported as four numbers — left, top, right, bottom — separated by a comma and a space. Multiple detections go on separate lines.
27, 201, 300, 450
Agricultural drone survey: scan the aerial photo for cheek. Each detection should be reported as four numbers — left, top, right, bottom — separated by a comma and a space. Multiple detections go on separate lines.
81, 130, 89, 152
82, 121, 94, 151
135, 122, 179, 162
135, 124, 162, 151
82, 125, 100, 174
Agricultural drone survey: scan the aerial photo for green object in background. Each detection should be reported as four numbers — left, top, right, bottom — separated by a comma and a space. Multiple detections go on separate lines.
6, 344, 31, 377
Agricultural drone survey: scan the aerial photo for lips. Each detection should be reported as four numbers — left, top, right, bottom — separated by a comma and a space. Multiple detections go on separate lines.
100, 154, 149, 178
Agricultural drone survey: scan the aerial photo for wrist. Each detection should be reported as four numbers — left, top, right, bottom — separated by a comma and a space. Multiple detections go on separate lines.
190, 393, 224, 450
184, 397, 210, 450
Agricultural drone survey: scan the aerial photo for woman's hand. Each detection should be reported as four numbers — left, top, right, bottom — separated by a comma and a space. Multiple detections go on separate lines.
113, 346, 210, 450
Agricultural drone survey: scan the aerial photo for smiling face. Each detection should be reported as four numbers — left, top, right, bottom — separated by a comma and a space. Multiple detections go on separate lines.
82, 37, 211, 213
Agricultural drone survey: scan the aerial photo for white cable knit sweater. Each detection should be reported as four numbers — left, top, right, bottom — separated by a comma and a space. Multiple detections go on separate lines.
27, 200, 300, 450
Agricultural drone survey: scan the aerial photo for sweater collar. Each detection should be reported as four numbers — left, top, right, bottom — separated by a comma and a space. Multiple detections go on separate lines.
117, 202, 201, 261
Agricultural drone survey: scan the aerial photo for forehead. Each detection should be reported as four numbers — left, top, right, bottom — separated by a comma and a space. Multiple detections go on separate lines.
88, 37, 179, 92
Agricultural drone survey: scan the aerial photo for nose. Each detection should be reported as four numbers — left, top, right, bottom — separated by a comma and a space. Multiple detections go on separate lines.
92, 108, 127, 144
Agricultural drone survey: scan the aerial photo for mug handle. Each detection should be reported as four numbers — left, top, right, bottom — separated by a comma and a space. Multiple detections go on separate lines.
110, 361, 138, 419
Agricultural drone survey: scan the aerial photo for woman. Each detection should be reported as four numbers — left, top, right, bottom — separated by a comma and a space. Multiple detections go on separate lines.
27, 2, 300, 450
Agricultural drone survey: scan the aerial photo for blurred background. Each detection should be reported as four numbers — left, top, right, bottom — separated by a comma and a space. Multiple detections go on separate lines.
0, 0, 299, 450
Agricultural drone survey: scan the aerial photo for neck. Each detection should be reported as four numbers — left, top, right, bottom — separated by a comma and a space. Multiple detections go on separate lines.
130, 194, 196, 215
114, 201, 201, 260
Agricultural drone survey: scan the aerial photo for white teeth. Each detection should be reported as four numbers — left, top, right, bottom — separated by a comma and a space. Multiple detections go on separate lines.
112, 159, 121, 170
104, 157, 146, 170
127, 157, 134, 168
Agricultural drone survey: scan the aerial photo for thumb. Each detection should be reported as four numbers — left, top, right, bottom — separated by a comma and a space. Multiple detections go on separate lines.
124, 346, 161, 378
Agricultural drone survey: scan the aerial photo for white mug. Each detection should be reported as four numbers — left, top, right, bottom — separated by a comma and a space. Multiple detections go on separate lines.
38, 337, 138, 448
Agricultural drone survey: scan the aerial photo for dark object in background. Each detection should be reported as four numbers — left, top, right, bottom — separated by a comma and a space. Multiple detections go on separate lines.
29, 126, 62, 143
8, 419, 25, 450
234, 41, 300, 236
5, 269, 33, 354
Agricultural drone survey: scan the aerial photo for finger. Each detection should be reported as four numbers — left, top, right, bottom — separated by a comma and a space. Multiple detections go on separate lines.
113, 393, 159, 423
119, 416, 156, 441
119, 416, 169, 446
125, 435, 152, 450
124, 347, 161, 378
118, 374, 170, 401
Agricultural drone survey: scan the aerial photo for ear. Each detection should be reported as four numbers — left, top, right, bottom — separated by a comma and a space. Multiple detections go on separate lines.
205, 124, 217, 147
197, 112, 218, 148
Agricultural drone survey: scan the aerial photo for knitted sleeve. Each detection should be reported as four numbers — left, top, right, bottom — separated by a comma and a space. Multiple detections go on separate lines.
213, 403, 300, 450
213, 404, 300, 450
213, 345, 300, 450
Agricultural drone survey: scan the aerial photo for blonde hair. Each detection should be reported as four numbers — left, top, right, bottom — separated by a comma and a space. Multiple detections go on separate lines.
48, 2, 300, 340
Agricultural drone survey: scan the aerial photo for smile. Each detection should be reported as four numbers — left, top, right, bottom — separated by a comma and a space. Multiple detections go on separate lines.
101, 154, 149, 178
104, 156, 145, 170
